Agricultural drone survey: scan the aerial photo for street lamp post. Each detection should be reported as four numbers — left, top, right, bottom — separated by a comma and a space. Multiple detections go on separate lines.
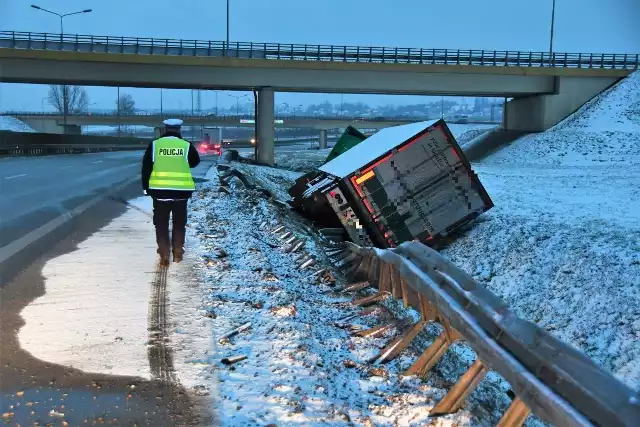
549, 0, 556, 65
226, 0, 230, 52
31, 5, 92, 133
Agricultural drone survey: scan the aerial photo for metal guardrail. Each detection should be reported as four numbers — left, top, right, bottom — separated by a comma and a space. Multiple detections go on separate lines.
317, 239, 640, 426
1, 31, 638, 70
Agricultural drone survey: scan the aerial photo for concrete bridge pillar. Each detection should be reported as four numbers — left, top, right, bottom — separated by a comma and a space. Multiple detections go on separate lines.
256, 87, 275, 166
64, 125, 82, 135
319, 129, 328, 149
503, 76, 619, 132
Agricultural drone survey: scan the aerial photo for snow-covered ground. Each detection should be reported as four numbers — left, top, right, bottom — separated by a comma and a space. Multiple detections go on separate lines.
0, 116, 36, 133
188, 166, 523, 426
247, 71, 640, 390
443, 71, 640, 389
197, 69, 640, 426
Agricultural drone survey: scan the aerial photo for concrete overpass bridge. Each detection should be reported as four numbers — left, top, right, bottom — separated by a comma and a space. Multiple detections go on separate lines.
2, 112, 436, 132
1, 30, 638, 164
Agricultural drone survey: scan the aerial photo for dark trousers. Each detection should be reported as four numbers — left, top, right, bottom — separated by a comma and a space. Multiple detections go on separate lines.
152, 198, 188, 254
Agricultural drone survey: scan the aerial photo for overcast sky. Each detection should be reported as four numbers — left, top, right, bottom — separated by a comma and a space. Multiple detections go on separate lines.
1, 0, 639, 112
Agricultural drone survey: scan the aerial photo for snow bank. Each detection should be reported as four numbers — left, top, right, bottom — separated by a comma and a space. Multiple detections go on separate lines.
0, 116, 37, 133
553, 70, 640, 133
188, 166, 539, 427
441, 165, 640, 388
444, 70, 640, 389
483, 70, 640, 166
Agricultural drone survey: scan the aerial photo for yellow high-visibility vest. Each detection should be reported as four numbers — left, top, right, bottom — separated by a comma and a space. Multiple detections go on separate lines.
148, 137, 195, 191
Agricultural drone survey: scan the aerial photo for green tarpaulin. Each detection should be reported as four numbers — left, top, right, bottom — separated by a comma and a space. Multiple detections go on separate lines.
323, 126, 368, 164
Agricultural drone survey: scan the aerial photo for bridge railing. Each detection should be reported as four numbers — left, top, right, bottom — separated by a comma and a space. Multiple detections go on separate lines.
1, 31, 638, 70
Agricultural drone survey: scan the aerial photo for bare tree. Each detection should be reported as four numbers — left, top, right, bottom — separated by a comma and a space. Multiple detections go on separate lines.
48, 85, 89, 114
117, 93, 136, 114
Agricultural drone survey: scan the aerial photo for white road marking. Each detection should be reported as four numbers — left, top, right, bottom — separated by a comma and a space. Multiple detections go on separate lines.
92, 160, 103, 164
4, 173, 27, 180
60, 165, 73, 169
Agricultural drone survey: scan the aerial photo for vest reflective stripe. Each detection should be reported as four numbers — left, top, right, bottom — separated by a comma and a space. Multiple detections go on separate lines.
149, 137, 195, 191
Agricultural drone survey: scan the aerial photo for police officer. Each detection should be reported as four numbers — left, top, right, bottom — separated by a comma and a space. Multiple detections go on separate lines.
141, 119, 201, 266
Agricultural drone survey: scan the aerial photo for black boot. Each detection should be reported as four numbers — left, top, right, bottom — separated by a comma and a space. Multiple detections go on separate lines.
157, 247, 170, 267
173, 247, 184, 263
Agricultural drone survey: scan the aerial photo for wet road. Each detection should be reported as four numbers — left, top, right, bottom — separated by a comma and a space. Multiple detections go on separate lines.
0, 151, 142, 251
0, 153, 218, 426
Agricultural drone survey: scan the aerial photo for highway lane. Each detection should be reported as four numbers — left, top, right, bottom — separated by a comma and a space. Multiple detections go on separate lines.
0, 150, 218, 284
0, 151, 143, 249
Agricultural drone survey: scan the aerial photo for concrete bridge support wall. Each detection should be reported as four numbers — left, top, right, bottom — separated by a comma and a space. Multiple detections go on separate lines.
21, 118, 65, 134
256, 87, 275, 166
319, 129, 328, 149
503, 76, 620, 132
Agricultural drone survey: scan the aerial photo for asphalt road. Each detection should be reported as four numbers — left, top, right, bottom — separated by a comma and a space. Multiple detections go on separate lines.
0, 152, 219, 426
0, 151, 143, 248
0, 151, 218, 284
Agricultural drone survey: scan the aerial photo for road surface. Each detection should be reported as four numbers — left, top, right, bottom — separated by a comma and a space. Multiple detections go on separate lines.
0, 151, 218, 426
0, 150, 217, 284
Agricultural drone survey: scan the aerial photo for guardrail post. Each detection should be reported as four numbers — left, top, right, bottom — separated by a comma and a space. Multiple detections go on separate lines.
382, 47, 386, 63
444, 49, 448, 65
430, 359, 488, 416
277, 43, 281, 59
330, 45, 334, 61
456, 49, 460, 65
343, 46, 347, 62
563, 52, 568, 67
304, 44, 308, 60
635, 54, 639, 70
394, 47, 398, 63
369, 46, 373, 63
589, 53, 593, 68
419, 48, 424, 64
493, 50, 497, 66
407, 48, 411, 64
121, 36, 125, 54
355, 45, 360, 62
165, 39, 168, 55
600, 52, 605, 68
578, 52, 582, 68
496, 397, 531, 427
516, 51, 521, 67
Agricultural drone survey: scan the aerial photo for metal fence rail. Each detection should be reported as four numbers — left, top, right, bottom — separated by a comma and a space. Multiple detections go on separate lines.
319, 239, 640, 426
1, 31, 639, 70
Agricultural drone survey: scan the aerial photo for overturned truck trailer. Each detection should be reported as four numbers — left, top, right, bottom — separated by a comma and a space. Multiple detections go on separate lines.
298, 119, 493, 248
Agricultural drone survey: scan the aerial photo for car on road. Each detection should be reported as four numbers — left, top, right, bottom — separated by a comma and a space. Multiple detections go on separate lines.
198, 141, 222, 156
